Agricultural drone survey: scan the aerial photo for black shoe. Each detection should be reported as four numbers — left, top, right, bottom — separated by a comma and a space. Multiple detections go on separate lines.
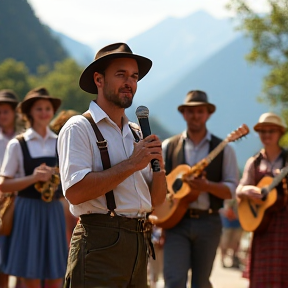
232, 256, 240, 269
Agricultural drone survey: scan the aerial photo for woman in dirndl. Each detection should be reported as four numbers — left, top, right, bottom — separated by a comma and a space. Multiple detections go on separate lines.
0, 87, 67, 288
236, 112, 288, 288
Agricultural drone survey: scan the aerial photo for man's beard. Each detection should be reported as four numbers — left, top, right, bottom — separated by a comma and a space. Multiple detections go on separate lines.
103, 86, 134, 109
188, 122, 204, 133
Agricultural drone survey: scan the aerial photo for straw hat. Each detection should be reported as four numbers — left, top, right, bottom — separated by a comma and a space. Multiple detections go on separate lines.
254, 112, 286, 134
178, 90, 216, 114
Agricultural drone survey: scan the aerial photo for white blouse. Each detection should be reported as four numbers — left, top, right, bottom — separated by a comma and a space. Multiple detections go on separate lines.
0, 128, 16, 167
0, 127, 58, 179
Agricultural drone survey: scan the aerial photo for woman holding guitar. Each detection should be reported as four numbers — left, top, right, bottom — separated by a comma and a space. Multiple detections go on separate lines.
237, 112, 288, 288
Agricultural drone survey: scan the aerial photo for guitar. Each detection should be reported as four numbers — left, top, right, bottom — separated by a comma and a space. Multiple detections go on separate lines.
238, 166, 288, 233
149, 124, 249, 229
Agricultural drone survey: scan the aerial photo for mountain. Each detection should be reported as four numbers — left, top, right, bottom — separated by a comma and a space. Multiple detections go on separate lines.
51, 30, 94, 66
125, 104, 172, 141
90, 39, 118, 53
147, 36, 270, 168
0, 0, 67, 73
127, 10, 240, 104
0, 2, 270, 166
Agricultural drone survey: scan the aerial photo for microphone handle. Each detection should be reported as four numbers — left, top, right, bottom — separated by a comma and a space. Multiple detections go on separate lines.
138, 118, 161, 172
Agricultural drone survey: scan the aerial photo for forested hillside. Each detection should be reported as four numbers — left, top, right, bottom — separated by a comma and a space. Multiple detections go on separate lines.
0, 0, 67, 73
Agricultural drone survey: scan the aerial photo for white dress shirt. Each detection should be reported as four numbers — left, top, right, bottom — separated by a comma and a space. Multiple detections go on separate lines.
0, 128, 16, 167
162, 130, 239, 210
0, 127, 58, 179
57, 101, 153, 217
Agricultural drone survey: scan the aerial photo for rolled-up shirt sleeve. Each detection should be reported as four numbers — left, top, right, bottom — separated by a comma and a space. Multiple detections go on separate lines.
221, 145, 239, 198
0, 139, 22, 178
58, 121, 93, 195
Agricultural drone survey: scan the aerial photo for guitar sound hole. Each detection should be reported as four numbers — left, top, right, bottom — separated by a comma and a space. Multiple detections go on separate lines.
172, 179, 183, 193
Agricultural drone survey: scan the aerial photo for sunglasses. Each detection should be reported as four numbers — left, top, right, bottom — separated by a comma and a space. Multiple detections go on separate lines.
258, 129, 279, 134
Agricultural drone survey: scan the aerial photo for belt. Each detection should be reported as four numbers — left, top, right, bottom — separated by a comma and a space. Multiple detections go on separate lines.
185, 208, 219, 219
79, 213, 152, 233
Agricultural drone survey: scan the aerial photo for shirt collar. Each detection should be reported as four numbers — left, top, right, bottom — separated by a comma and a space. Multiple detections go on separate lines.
0, 128, 4, 140
88, 101, 108, 124
182, 130, 212, 142
88, 100, 130, 133
24, 127, 57, 141
260, 148, 283, 163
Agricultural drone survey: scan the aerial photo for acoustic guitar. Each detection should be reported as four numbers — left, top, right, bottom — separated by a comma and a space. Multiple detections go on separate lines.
238, 165, 288, 233
149, 124, 249, 229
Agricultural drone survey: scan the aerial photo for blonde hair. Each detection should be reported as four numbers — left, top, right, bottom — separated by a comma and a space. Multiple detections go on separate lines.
50, 110, 80, 134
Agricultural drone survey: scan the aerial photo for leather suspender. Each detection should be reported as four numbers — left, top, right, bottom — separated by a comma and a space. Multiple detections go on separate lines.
82, 112, 116, 214
82, 112, 142, 215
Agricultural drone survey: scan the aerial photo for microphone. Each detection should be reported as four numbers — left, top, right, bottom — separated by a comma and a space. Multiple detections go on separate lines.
135, 106, 161, 172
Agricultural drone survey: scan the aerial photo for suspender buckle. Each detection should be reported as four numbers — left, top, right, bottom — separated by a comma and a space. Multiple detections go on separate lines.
97, 140, 108, 149
109, 210, 115, 217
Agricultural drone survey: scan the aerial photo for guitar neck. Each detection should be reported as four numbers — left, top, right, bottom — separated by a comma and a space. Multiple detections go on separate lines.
205, 139, 229, 164
267, 165, 288, 192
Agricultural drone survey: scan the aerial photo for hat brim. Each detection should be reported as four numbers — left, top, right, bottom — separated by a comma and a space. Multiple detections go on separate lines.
0, 99, 19, 109
19, 96, 62, 115
254, 122, 286, 134
79, 53, 152, 94
178, 102, 216, 114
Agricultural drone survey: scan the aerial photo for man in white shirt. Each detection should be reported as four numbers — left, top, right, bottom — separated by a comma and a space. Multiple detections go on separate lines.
0, 89, 18, 288
0, 90, 19, 165
58, 42, 167, 288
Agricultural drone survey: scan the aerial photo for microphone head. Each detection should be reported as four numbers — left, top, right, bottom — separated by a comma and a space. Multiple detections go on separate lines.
136, 106, 149, 118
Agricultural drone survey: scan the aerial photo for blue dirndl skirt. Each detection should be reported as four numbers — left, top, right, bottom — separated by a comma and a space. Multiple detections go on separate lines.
0, 196, 68, 279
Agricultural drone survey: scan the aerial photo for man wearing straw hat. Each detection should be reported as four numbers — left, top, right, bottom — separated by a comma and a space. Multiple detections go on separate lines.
162, 90, 239, 288
57, 43, 167, 287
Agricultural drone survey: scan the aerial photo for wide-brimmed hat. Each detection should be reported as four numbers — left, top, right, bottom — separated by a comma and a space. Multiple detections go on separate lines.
0, 89, 19, 108
178, 90, 216, 114
254, 112, 286, 134
19, 87, 62, 115
79, 42, 152, 94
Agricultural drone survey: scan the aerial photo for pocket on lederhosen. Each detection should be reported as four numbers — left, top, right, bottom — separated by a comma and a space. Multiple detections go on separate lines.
64, 223, 86, 288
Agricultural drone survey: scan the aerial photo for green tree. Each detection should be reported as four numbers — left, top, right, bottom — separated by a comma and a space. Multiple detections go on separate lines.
0, 0, 67, 73
35, 58, 94, 113
227, 0, 288, 109
0, 58, 32, 99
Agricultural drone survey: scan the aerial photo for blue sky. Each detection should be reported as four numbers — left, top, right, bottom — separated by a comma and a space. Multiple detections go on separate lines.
27, 0, 269, 46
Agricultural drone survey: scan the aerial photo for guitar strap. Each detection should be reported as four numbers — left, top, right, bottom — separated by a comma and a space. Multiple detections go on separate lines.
253, 149, 288, 206
280, 150, 288, 206
253, 149, 287, 172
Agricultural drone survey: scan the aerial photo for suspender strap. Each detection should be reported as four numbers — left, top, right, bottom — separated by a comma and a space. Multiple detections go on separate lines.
82, 112, 116, 213
129, 125, 140, 143
16, 135, 30, 161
